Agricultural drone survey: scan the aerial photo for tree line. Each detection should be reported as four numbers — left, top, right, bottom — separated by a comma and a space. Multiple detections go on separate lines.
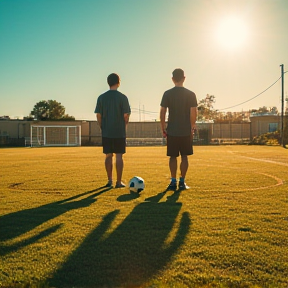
24, 96, 281, 122
197, 94, 280, 123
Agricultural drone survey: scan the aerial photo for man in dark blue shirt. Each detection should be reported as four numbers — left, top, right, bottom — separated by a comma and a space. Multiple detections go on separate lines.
160, 68, 198, 190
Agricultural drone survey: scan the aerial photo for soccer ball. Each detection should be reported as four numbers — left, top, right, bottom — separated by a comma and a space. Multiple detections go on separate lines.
129, 176, 145, 193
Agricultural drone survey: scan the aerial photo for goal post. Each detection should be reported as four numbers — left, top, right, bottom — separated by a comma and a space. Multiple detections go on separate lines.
30, 125, 81, 147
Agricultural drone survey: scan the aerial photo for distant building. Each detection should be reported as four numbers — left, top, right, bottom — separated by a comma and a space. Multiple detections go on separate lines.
0, 116, 11, 120
250, 114, 280, 136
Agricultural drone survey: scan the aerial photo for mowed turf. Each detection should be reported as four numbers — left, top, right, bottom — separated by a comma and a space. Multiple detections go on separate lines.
0, 146, 287, 288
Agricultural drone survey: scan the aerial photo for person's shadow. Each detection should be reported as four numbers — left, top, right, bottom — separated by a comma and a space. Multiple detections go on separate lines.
0, 186, 112, 256
50, 189, 191, 287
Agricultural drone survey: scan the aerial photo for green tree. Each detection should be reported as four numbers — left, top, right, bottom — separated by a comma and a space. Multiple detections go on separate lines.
30, 100, 75, 120
250, 106, 278, 115
197, 94, 216, 121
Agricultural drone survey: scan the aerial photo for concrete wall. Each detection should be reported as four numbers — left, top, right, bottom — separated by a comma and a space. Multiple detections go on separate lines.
0, 120, 83, 138
0, 121, 30, 138
0, 120, 83, 146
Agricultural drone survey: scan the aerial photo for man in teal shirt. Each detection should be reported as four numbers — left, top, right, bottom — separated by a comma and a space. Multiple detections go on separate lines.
95, 73, 131, 188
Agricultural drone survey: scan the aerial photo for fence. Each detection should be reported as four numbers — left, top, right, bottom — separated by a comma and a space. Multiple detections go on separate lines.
0, 120, 275, 147
80, 122, 252, 146
211, 123, 251, 144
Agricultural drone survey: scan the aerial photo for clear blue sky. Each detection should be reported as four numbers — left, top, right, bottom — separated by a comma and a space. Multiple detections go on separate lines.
1, 0, 288, 121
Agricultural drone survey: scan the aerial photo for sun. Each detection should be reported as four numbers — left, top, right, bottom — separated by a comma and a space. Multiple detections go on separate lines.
215, 16, 248, 50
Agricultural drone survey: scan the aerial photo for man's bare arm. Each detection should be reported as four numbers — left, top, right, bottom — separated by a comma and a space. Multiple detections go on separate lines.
160, 106, 167, 137
124, 113, 130, 125
96, 113, 102, 129
190, 107, 197, 131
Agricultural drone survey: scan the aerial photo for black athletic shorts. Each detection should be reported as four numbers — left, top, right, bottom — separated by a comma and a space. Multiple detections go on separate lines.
167, 135, 193, 157
102, 137, 126, 154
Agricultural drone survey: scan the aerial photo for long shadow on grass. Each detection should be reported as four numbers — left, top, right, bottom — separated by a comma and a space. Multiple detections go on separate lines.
0, 186, 112, 255
50, 189, 190, 287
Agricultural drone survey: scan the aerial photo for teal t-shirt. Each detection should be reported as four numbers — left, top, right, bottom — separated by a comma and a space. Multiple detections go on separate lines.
94, 90, 131, 138
160, 87, 197, 136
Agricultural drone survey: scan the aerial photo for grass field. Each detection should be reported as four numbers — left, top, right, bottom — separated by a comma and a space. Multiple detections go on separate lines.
0, 146, 287, 288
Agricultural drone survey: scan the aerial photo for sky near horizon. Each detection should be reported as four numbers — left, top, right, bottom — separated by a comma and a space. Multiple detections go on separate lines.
0, 0, 288, 121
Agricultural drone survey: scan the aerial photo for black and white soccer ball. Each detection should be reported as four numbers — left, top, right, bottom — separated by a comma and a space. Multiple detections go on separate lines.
129, 176, 145, 193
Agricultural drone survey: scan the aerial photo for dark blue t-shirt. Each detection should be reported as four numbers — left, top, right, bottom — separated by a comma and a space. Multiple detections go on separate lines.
94, 90, 130, 138
160, 87, 197, 136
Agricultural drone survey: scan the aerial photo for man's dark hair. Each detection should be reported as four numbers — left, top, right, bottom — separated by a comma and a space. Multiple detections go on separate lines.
107, 73, 120, 87
172, 68, 185, 82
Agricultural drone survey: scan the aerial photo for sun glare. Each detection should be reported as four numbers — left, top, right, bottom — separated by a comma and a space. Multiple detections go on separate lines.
215, 16, 248, 50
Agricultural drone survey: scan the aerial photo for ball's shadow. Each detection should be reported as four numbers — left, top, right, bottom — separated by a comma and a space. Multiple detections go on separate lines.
117, 190, 141, 202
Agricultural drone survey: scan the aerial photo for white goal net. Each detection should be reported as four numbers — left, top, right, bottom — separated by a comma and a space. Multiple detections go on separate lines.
30, 125, 81, 147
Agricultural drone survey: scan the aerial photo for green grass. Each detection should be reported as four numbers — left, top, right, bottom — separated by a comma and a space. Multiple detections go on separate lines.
0, 146, 287, 288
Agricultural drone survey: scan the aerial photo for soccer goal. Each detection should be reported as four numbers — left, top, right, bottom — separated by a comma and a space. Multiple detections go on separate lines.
30, 125, 81, 147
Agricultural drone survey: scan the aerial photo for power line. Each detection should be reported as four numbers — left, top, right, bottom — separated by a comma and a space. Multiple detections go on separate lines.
131, 108, 158, 115
218, 76, 282, 111
218, 71, 288, 111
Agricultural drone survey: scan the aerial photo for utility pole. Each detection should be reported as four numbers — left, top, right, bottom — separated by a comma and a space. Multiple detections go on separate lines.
280, 64, 285, 147
139, 103, 141, 122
